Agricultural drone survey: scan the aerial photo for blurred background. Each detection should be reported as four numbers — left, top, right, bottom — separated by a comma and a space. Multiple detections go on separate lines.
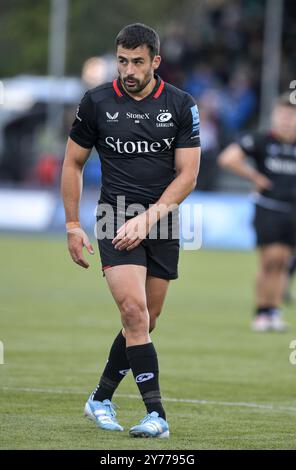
0, 0, 295, 248
1, 0, 296, 451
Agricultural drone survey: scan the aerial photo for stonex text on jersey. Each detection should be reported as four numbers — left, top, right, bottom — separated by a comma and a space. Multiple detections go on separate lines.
70, 74, 201, 209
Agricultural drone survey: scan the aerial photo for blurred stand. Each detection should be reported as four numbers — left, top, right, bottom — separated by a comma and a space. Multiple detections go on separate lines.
196, 101, 219, 191
0, 76, 83, 185
259, 0, 283, 131
0, 0, 294, 249
82, 56, 117, 90
47, 0, 69, 141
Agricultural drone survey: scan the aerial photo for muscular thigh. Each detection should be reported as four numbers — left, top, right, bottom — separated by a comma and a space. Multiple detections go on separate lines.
104, 264, 147, 307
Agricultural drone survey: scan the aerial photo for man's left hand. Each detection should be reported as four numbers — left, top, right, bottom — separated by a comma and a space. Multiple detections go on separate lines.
112, 212, 150, 251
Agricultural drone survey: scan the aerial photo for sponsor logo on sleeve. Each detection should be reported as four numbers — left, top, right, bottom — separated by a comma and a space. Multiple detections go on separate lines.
190, 105, 199, 134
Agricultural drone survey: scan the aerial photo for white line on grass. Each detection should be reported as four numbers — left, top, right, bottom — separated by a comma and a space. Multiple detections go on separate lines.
2, 386, 296, 414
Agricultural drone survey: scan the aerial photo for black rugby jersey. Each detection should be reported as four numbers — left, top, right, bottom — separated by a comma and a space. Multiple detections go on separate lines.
70, 75, 200, 208
238, 132, 296, 205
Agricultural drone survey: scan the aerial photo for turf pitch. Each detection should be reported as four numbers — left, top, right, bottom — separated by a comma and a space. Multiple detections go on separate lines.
0, 236, 295, 450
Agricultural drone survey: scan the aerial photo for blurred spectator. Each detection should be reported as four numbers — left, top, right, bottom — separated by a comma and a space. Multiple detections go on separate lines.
218, 66, 257, 141
196, 102, 219, 191
183, 63, 218, 99
35, 154, 60, 186
159, 22, 188, 87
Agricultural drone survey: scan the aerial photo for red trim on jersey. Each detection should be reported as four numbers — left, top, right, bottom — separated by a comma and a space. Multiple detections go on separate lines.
153, 79, 165, 99
113, 79, 123, 97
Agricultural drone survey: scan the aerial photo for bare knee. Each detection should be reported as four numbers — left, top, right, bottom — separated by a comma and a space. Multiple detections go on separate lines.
262, 255, 288, 274
119, 297, 148, 333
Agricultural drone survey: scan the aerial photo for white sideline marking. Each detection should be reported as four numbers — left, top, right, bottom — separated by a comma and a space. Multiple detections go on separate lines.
2, 386, 296, 414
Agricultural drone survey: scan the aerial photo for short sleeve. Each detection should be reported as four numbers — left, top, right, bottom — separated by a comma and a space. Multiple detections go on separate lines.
69, 92, 97, 149
175, 93, 201, 148
236, 133, 261, 161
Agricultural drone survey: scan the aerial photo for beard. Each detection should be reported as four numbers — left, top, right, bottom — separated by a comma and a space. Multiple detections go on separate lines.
122, 71, 153, 94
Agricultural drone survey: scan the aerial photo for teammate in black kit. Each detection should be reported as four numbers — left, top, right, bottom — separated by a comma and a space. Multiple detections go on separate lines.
61, 23, 201, 437
218, 94, 296, 332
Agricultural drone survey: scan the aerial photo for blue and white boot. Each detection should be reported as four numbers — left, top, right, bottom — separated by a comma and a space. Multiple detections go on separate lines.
84, 396, 123, 431
129, 411, 169, 438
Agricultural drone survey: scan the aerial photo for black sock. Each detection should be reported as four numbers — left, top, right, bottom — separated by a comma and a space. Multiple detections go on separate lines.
265, 306, 280, 317
255, 306, 280, 317
92, 331, 130, 402
255, 306, 270, 316
126, 342, 166, 420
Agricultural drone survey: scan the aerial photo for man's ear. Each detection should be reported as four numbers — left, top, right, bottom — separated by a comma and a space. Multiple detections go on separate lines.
152, 55, 161, 71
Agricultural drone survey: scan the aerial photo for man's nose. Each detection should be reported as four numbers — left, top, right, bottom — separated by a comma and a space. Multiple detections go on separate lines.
126, 63, 135, 75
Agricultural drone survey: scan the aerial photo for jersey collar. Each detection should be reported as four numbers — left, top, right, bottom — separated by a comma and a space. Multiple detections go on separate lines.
113, 74, 164, 101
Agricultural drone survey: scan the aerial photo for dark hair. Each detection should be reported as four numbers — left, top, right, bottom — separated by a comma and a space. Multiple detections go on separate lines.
277, 92, 295, 108
116, 23, 160, 59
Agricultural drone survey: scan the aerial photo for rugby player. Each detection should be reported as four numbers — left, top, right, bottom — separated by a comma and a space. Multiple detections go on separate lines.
218, 94, 296, 332
61, 23, 201, 437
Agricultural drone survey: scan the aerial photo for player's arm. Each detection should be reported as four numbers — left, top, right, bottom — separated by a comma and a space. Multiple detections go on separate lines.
61, 137, 95, 269
113, 147, 200, 251
61, 137, 90, 223
147, 146, 201, 219
218, 143, 272, 190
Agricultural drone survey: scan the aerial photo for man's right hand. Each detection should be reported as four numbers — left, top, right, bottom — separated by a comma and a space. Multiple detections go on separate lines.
253, 172, 273, 192
67, 227, 95, 269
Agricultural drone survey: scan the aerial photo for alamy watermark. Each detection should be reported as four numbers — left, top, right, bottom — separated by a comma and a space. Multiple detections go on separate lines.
289, 80, 296, 105
94, 196, 202, 250
0, 340, 4, 364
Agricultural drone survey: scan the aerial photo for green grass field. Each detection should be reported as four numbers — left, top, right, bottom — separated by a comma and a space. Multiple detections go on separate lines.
1, 235, 296, 450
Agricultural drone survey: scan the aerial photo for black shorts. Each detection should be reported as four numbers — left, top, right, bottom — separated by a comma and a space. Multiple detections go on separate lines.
96, 210, 180, 280
253, 204, 296, 247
